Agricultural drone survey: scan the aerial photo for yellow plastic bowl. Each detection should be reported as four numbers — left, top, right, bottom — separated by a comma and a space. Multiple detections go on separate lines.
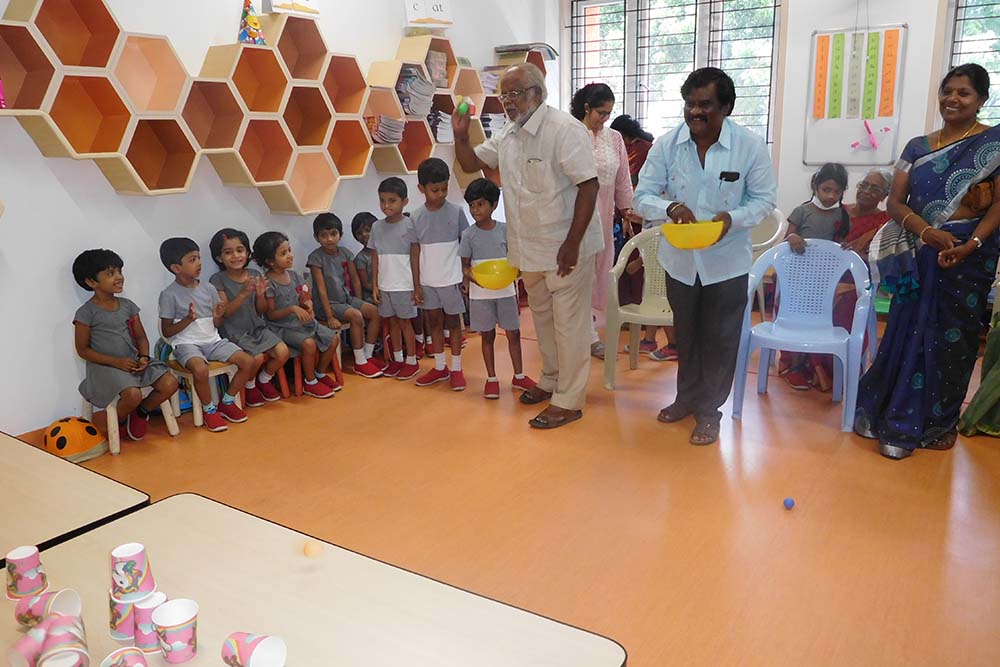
660, 221, 724, 249
472, 259, 518, 290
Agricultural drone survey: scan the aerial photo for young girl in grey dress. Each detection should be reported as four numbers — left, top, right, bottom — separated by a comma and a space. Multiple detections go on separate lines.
72, 249, 179, 441
209, 228, 291, 407
252, 231, 340, 399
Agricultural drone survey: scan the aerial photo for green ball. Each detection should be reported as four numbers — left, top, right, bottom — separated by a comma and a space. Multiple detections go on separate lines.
457, 100, 469, 115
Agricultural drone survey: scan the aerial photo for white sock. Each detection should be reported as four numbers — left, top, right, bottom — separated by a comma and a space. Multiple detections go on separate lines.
244, 378, 256, 389
434, 352, 446, 371
258, 370, 274, 384
444, 328, 451, 338
304, 378, 318, 385
393, 350, 404, 362
450, 355, 462, 371
364, 342, 375, 358
315, 371, 326, 379
405, 355, 416, 365
514, 373, 525, 380
415, 333, 425, 343
488, 376, 498, 382
354, 348, 367, 365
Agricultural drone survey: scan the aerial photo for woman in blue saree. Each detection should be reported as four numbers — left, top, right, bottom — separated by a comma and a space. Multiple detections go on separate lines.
855, 64, 1000, 459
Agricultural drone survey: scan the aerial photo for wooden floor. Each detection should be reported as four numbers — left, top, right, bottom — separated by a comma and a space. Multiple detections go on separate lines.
22, 317, 1000, 666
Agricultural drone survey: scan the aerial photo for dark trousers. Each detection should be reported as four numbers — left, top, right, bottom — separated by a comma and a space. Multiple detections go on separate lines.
666, 273, 749, 422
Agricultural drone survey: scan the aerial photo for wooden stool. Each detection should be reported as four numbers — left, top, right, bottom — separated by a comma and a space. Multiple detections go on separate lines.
167, 360, 242, 427
82, 394, 180, 455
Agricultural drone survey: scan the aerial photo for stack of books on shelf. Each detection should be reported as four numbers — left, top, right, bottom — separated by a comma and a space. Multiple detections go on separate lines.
482, 113, 507, 138
397, 66, 435, 117
427, 110, 453, 143
426, 50, 450, 88
367, 115, 405, 144
480, 67, 505, 94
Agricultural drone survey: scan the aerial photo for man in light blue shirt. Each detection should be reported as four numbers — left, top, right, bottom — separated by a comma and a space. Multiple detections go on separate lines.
634, 67, 776, 446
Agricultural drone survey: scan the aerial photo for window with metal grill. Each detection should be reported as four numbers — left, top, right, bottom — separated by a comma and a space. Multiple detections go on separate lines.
951, 0, 1000, 124
570, 0, 781, 142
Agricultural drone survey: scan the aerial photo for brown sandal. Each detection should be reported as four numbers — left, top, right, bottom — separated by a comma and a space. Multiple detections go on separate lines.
519, 387, 552, 405
657, 403, 693, 424
689, 420, 720, 446
529, 409, 583, 429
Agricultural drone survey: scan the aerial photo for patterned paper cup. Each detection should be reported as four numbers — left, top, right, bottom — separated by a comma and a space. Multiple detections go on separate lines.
109, 543, 156, 602
109, 590, 136, 641
221, 632, 287, 667
7, 622, 50, 667
133, 592, 168, 654
37, 614, 88, 667
99, 647, 148, 667
6, 545, 48, 600
151, 599, 198, 664
15, 589, 83, 627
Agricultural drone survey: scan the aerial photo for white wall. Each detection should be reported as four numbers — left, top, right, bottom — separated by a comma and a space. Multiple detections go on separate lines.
0, 0, 550, 434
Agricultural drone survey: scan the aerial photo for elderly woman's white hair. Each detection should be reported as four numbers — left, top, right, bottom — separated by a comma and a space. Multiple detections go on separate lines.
505, 63, 548, 102
866, 167, 893, 191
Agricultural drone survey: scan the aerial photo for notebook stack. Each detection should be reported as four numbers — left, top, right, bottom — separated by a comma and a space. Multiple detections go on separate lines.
367, 115, 405, 144
397, 66, 435, 117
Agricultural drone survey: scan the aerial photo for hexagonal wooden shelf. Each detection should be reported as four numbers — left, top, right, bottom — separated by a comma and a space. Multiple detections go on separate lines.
92, 118, 197, 194
260, 149, 338, 215
14, 0, 121, 68
260, 13, 327, 81
48, 74, 130, 156
327, 118, 371, 179
395, 35, 457, 90
283, 84, 332, 147
496, 49, 546, 77
239, 118, 294, 184
454, 117, 487, 189
453, 67, 485, 114
182, 79, 245, 150
201, 44, 289, 113
322, 53, 368, 115
481, 95, 503, 115
432, 92, 456, 115
372, 118, 432, 175
368, 60, 431, 117
364, 86, 404, 124
113, 34, 188, 113
0, 22, 55, 110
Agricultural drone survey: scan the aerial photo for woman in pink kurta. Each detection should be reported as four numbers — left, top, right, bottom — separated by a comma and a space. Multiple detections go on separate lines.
570, 83, 637, 358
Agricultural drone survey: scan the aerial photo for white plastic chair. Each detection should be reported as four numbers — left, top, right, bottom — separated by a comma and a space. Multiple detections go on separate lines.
732, 239, 872, 432
603, 227, 674, 389
82, 393, 180, 455
750, 208, 787, 321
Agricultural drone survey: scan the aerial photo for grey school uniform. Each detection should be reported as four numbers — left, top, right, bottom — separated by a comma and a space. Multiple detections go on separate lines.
369, 217, 418, 319
459, 222, 520, 332
354, 249, 375, 303
412, 202, 469, 315
265, 270, 336, 352
74, 298, 168, 408
788, 202, 848, 241
158, 280, 241, 367
209, 270, 283, 356
306, 247, 365, 320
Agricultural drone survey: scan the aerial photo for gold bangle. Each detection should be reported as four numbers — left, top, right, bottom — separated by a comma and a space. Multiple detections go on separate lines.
901, 211, 915, 230
919, 226, 931, 243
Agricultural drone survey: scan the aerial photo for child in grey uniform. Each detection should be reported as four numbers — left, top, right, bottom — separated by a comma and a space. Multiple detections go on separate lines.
460, 179, 537, 399
412, 158, 470, 391
72, 249, 178, 442
208, 228, 290, 407
351, 212, 378, 304
158, 238, 256, 432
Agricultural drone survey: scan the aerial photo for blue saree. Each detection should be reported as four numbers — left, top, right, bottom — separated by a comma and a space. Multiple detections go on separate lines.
856, 126, 1000, 452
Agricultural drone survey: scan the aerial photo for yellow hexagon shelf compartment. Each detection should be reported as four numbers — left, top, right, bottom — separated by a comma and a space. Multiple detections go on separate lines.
0, 21, 56, 111
327, 118, 372, 180
11, 0, 122, 68
182, 79, 246, 150
113, 34, 189, 113
453, 66, 485, 114
283, 84, 332, 147
322, 53, 368, 115
260, 13, 327, 81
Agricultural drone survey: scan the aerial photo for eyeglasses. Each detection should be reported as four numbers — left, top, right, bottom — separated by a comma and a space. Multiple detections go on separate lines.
499, 88, 533, 102
856, 181, 887, 192
591, 109, 612, 119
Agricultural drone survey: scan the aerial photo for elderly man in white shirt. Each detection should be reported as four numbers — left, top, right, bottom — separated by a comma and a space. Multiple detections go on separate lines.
634, 67, 776, 446
453, 63, 601, 429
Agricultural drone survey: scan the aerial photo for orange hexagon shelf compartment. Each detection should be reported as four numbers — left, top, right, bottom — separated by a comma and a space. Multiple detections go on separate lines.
182, 79, 245, 150
453, 67, 485, 114
283, 85, 332, 147
21, 0, 121, 68
113, 35, 188, 113
48, 74, 130, 156
327, 118, 371, 179
496, 49, 546, 77
322, 54, 368, 115
126, 119, 197, 192
239, 119, 293, 184
201, 44, 289, 113
260, 13, 327, 81
453, 116, 488, 189
372, 118, 432, 175
395, 35, 457, 90
260, 150, 338, 215
0, 22, 56, 110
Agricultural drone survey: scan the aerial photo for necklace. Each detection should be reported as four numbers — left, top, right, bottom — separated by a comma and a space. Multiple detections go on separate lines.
937, 120, 980, 150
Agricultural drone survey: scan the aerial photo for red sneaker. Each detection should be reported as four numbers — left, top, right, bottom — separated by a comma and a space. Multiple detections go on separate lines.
316, 374, 336, 389
202, 410, 229, 432
785, 370, 812, 390
484, 379, 500, 399
397, 362, 420, 380
383, 360, 403, 377
413, 341, 425, 358
354, 360, 384, 378
126, 410, 147, 441
303, 381, 335, 398
511, 375, 538, 392
258, 381, 281, 402
415, 367, 450, 386
244, 386, 266, 407
649, 345, 678, 361
370, 357, 388, 372
331, 377, 344, 392
450, 370, 467, 391
217, 401, 248, 423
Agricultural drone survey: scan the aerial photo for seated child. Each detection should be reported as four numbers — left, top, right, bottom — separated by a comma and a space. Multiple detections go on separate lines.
370, 177, 421, 380
411, 157, 470, 391
460, 179, 537, 399
252, 231, 341, 399
208, 228, 290, 406
307, 213, 385, 379
351, 212, 378, 304
72, 249, 179, 441
158, 238, 256, 432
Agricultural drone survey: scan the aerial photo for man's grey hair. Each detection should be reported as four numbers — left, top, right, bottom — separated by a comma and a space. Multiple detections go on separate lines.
866, 167, 893, 191
506, 63, 548, 103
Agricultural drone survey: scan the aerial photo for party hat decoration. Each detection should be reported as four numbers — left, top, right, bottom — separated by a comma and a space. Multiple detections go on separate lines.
238, 0, 267, 45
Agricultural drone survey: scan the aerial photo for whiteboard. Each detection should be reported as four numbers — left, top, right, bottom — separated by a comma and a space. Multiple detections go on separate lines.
803, 24, 908, 166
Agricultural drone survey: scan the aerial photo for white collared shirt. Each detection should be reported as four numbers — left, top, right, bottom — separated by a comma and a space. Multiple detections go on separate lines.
475, 104, 602, 272
634, 119, 776, 286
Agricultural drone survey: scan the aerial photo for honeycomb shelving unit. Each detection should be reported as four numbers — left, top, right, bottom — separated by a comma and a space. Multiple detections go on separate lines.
48, 73, 131, 156
327, 118, 372, 179
481, 95, 503, 115
495, 49, 547, 76
182, 79, 246, 150
260, 149, 339, 215
453, 116, 487, 189
371, 118, 433, 175
112, 34, 188, 113
395, 35, 457, 91
9, 0, 121, 68
259, 13, 327, 81
94, 117, 198, 195
452, 66, 485, 114
201, 44, 290, 114
0, 21, 55, 110
322, 53, 368, 115
283, 84, 332, 146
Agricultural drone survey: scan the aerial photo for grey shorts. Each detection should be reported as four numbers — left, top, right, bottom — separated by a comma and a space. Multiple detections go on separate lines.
420, 283, 466, 315
173, 339, 242, 367
325, 297, 367, 321
470, 296, 520, 332
378, 290, 417, 319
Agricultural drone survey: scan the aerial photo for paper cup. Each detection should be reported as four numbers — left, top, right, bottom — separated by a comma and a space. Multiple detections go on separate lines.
15, 589, 83, 627
99, 647, 147, 667
7, 622, 50, 667
6, 545, 48, 599
108, 591, 136, 641
38, 614, 88, 667
151, 599, 198, 664
109, 543, 156, 602
221, 633, 287, 667
133, 591, 167, 654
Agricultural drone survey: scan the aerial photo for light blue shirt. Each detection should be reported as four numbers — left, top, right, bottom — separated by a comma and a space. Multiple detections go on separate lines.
634, 118, 776, 286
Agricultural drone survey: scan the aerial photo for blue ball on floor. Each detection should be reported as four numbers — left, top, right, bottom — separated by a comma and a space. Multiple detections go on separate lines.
783, 497, 795, 510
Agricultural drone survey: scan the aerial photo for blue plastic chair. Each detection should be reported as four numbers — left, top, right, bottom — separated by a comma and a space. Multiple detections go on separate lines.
732, 239, 873, 432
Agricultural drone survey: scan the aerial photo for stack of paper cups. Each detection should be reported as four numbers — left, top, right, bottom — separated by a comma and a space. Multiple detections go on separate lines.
5, 546, 49, 600
109, 543, 156, 603
132, 592, 168, 653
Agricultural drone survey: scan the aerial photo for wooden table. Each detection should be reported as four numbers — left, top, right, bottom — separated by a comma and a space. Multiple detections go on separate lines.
0, 431, 148, 567
1, 494, 627, 666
